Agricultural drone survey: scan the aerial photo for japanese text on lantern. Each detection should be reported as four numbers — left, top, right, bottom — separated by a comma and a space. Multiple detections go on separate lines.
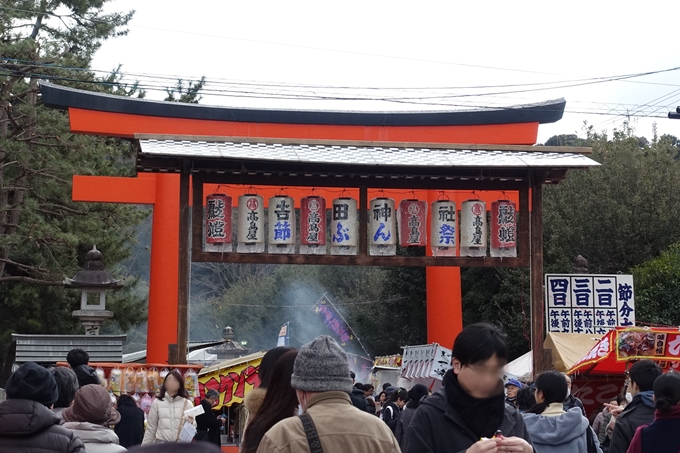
205, 194, 231, 244
545, 274, 635, 335
398, 200, 427, 246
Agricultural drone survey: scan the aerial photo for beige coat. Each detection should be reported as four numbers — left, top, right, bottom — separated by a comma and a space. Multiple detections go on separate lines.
256, 391, 400, 453
141, 395, 194, 445
63, 422, 126, 453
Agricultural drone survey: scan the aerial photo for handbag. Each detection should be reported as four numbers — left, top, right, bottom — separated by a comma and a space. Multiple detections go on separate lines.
177, 400, 196, 443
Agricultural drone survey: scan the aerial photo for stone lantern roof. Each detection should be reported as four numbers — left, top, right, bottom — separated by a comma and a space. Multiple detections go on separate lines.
64, 246, 123, 289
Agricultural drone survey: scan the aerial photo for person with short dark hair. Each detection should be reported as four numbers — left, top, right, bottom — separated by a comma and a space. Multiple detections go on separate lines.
627, 371, 680, 453
51, 366, 80, 421
363, 384, 377, 414
349, 372, 370, 412
395, 384, 428, 450
115, 394, 145, 449
383, 383, 392, 391
516, 386, 537, 413
195, 389, 224, 446
142, 370, 195, 445
609, 360, 662, 453
0, 361, 85, 453
405, 322, 533, 453
523, 371, 601, 453
67, 348, 100, 387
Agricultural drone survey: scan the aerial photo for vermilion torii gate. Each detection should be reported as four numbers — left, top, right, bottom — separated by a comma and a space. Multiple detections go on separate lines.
41, 83, 597, 372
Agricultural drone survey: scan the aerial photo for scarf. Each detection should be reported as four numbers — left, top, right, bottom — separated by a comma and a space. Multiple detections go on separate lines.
638, 390, 655, 408
444, 369, 506, 439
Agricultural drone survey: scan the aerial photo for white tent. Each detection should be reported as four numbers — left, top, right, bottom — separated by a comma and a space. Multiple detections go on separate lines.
504, 351, 532, 382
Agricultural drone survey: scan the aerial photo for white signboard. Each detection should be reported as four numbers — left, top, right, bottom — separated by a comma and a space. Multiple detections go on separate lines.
545, 274, 635, 335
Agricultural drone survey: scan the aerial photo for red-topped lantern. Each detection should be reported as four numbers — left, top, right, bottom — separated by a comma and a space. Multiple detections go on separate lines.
300, 196, 327, 255
205, 194, 232, 244
491, 200, 517, 257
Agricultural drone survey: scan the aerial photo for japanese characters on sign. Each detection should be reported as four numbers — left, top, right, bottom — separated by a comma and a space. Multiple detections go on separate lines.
460, 200, 487, 257
369, 197, 396, 256
300, 196, 327, 255
331, 197, 358, 255
198, 359, 261, 410
545, 274, 635, 335
400, 344, 452, 381
312, 296, 357, 347
237, 194, 265, 253
205, 194, 232, 245
430, 200, 457, 257
268, 196, 295, 254
490, 200, 517, 257
398, 200, 427, 247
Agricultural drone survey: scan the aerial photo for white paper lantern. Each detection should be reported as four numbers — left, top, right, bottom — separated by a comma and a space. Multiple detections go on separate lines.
268, 196, 295, 254
331, 197, 358, 255
460, 199, 487, 257
237, 194, 265, 253
430, 200, 457, 257
369, 197, 396, 256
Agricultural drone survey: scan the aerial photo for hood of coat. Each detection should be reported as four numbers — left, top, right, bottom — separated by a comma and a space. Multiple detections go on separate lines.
62, 422, 120, 444
243, 387, 266, 416
0, 399, 60, 436
523, 407, 589, 445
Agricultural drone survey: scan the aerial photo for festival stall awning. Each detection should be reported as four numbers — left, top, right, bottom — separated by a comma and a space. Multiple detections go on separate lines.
545, 332, 604, 372
400, 343, 452, 381
198, 352, 265, 410
568, 327, 680, 376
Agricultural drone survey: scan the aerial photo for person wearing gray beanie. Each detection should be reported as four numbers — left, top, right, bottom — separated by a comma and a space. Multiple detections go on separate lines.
256, 335, 400, 453
291, 335, 353, 393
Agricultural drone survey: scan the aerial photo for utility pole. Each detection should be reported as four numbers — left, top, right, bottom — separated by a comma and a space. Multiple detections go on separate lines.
669, 106, 680, 119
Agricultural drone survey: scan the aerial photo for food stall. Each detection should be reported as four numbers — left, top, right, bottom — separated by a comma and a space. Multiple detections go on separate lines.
370, 355, 402, 393
567, 327, 680, 418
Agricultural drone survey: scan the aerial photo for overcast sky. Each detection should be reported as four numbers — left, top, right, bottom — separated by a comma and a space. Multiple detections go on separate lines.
91, 0, 680, 143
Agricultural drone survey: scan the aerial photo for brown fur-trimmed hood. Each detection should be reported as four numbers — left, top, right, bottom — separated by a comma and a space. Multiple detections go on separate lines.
243, 388, 267, 419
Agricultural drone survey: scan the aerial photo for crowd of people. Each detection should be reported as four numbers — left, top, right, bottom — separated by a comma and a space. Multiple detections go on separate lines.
1, 326, 680, 453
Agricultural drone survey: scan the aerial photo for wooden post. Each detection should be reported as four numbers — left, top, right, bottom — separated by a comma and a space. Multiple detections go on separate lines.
359, 187, 368, 256
177, 160, 191, 365
530, 172, 546, 376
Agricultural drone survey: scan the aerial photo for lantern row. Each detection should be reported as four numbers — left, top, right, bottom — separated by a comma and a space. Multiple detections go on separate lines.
205, 194, 517, 257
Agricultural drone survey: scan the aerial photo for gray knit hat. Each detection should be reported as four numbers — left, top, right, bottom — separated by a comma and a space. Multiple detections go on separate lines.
291, 335, 353, 393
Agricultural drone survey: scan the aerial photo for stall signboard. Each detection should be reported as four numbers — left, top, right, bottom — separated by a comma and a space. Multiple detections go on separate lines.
198, 358, 262, 410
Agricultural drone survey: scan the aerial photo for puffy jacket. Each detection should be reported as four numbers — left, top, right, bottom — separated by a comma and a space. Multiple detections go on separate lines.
0, 398, 85, 453
62, 422, 126, 453
141, 395, 194, 445
256, 391, 400, 453
404, 389, 533, 453
523, 404, 602, 453
609, 393, 656, 453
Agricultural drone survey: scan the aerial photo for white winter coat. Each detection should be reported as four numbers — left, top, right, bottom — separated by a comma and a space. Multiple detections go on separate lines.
63, 422, 126, 453
141, 395, 194, 445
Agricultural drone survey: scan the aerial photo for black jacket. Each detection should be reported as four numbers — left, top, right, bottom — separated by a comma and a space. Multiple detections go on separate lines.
196, 399, 222, 446
382, 401, 402, 433
404, 389, 533, 453
563, 394, 586, 417
114, 398, 145, 448
0, 399, 85, 453
609, 394, 656, 453
349, 388, 369, 413
395, 399, 421, 449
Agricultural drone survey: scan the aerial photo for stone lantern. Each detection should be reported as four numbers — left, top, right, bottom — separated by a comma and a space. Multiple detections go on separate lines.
64, 246, 123, 335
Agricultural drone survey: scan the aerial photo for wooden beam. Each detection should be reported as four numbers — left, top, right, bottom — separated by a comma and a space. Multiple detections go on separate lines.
134, 133, 592, 155
191, 175, 204, 263
530, 170, 546, 377
176, 160, 190, 365
359, 187, 368, 256
519, 185, 530, 262
192, 251, 528, 268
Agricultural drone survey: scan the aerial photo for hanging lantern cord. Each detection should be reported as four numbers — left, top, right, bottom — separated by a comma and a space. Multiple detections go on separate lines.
437, 190, 449, 201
